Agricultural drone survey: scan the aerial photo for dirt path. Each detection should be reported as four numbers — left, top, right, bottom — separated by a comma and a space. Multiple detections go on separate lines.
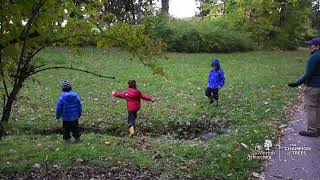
263, 106, 320, 180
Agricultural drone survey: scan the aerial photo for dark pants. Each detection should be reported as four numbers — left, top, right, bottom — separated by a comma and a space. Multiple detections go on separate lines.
128, 111, 138, 127
205, 88, 219, 101
62, 120, 81, 140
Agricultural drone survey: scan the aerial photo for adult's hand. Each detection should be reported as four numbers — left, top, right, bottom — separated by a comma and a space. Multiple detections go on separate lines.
288, 83, 298, 87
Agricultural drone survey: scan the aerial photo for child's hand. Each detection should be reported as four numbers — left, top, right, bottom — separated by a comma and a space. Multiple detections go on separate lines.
288, 83, 298, 87
112, 90, 116, 95
152, 98, 159, 103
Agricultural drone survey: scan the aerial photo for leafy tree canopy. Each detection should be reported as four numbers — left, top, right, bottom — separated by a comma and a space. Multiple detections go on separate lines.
197, 0, 313, 49
0, 0, 166, 138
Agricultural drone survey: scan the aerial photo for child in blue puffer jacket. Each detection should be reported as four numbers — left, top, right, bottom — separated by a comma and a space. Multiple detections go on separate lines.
56, 80, 82, 142
205, 58, 225, 105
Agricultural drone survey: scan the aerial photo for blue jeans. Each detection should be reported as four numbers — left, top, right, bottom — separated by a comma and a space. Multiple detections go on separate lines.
128, 111, 138, 127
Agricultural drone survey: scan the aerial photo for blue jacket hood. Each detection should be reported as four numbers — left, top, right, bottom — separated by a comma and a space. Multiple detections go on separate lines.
211, 59, 220, 69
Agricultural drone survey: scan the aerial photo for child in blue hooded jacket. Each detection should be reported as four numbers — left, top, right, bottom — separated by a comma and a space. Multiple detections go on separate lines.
56, 80, 82, 142
205, 59, 225, 105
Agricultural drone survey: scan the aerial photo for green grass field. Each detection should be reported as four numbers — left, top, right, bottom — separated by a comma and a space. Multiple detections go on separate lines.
0, 47, 305, 179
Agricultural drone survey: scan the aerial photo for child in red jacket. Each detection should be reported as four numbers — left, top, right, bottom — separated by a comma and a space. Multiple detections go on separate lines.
112, 80, 155, 138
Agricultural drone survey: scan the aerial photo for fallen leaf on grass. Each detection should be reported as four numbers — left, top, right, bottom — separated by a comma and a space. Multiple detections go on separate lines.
279, 124, 287, 129
252, 172, 261, 178
104, 141, 111, 145
241, 143, 248, 148
152, 151, 162, 160
75, 158, 84, 164
189, 144, 198, 147
32, 163, 41, 170
105, 157, 113, 161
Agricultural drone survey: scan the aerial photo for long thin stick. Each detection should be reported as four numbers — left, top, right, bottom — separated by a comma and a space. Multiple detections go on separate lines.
28, 66, 115, 79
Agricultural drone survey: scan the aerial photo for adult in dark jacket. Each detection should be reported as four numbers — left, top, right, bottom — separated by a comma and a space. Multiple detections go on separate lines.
56, 80, 82, 142
288, 37, 320, 137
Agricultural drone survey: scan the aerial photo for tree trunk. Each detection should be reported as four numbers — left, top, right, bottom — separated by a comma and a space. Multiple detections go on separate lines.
161, 0, 169, 14
278, 0, 288, 28
0, 121, 4, 140
0, 80, 23, 140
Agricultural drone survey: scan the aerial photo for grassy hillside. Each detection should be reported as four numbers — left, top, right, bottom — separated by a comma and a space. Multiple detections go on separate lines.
0, 47, 305, 179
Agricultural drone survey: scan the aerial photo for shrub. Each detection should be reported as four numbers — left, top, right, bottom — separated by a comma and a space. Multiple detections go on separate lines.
143, 15, 255, 53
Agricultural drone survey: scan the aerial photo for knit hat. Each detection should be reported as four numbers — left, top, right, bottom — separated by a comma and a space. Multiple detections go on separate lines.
61, 80, 71, 89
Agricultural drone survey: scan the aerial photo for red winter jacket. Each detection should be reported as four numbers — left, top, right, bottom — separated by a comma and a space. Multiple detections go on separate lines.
113, 88, 152, 111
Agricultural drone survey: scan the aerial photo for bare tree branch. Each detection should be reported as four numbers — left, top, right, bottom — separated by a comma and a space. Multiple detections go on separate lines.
1, 95, 5, 111
33, 64, 46, 70
17, 0, 47, 83
20, 0, 47, 40
28, 66, 115, 79
1, 74, 9, 99
0, 50, 9, 100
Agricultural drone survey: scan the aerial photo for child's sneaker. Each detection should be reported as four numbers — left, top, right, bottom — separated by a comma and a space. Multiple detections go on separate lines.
129, 126, 135, 138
